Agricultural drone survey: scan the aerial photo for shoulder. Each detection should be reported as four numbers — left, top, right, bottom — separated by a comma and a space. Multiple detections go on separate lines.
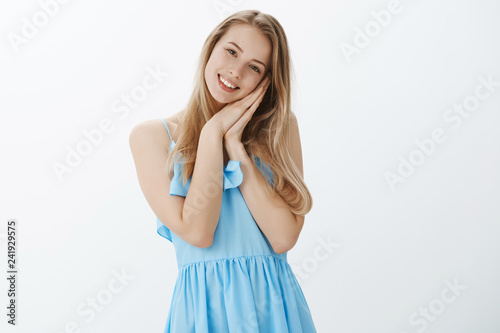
287, 111, 304, 175
128, 119, 167, 149
289, 110, 297, 121
287, 111, 300, 138
129, 110, 183, 149
286, 111, 299, 135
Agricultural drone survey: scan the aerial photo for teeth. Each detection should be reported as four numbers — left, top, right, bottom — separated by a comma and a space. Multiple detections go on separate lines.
220, 75, 237, 89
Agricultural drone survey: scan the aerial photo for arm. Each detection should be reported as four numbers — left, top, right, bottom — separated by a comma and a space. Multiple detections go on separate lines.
131, 76, 271, 247
129, 120, 224, 248
180, 123, 225, 247
227, 112, 305, 254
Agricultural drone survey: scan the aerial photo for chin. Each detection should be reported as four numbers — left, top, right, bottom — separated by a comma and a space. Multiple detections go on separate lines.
210, 90, 234, 105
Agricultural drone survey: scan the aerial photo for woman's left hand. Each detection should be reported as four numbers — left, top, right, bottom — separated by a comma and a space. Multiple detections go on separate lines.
224, 75, 270, 156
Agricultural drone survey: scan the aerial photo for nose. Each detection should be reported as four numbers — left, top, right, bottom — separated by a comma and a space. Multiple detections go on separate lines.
228, 64, 244, 79
228, 69, 240, 79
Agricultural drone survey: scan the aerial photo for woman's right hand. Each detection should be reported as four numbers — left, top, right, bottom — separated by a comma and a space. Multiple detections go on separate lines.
207, 73, 271, 136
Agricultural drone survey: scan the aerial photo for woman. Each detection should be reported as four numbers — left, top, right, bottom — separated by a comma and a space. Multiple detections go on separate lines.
129, 9, 316, 332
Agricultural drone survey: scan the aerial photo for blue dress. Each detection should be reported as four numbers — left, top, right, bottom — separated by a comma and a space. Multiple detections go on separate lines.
156, 118, 317, 332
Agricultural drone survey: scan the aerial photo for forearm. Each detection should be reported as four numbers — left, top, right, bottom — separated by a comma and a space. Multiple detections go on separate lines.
228, 143, 299, 254
182, 125, 224, 246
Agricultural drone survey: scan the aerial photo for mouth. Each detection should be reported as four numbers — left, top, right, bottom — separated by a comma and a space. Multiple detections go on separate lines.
218, 74, 240, 91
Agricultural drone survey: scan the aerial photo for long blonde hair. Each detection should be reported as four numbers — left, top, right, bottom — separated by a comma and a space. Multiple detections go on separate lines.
165, 9, 312, 215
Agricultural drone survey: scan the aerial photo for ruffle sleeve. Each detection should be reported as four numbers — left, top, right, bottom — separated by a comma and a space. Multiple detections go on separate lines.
156, 216, 172, 242
156, 159, 244, 242
221, 160, 243, 191
169, 159, 243, 197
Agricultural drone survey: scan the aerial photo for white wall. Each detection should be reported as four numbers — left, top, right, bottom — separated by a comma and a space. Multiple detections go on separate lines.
1, 0, 499, 332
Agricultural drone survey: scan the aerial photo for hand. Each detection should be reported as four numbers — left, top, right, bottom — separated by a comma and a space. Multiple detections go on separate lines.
208, 73, 271, 139
224, 75, 271, 147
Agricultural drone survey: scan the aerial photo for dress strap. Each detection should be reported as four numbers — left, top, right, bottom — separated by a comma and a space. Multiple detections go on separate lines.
160, 118, 172, 140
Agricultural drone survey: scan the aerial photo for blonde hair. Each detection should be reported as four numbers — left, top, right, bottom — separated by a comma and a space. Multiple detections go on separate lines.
165, 9, 312, 215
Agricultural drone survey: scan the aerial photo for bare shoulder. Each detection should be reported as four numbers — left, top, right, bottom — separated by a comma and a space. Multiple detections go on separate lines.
129, 110, 184, 148
128, 118, 168, 150
287, 110, 303, 175
287, 111, 299, 136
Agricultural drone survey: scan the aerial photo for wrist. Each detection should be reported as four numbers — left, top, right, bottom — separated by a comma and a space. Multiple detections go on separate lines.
225, 141, 248, 161
201, 122, 224, 141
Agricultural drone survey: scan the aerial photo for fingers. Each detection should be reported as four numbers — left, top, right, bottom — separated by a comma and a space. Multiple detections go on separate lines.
241, 74, 271, 101
257, 73, 271, 93
251, 76, 270, 105
224, 75, 270, 135
239, 75, 271, 109
246, 82, 268, 114
236, 92, 264, 129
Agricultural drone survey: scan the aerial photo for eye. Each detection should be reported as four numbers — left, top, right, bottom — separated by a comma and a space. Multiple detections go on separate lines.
226, 49, 261, 74
250, 65, 261, 73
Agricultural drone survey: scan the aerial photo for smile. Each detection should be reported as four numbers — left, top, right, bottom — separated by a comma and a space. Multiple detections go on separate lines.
218, 74, 239, 90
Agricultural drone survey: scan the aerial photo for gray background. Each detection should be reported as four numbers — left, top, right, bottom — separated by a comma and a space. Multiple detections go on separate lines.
1, 0, 499, 332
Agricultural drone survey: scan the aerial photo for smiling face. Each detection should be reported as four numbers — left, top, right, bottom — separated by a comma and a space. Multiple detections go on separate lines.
204, 23, 272, 110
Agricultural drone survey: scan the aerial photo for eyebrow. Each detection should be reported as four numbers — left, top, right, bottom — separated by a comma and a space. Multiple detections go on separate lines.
228, 41, 267, 70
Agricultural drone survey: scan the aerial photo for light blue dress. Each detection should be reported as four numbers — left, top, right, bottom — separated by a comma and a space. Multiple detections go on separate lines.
156, 118, 317, 332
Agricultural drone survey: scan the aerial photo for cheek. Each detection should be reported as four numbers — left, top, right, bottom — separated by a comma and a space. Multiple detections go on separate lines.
211, 49, 225, 65
204, 58, 218, 83
248, 78, 262, 92
206, 56, 215, 70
